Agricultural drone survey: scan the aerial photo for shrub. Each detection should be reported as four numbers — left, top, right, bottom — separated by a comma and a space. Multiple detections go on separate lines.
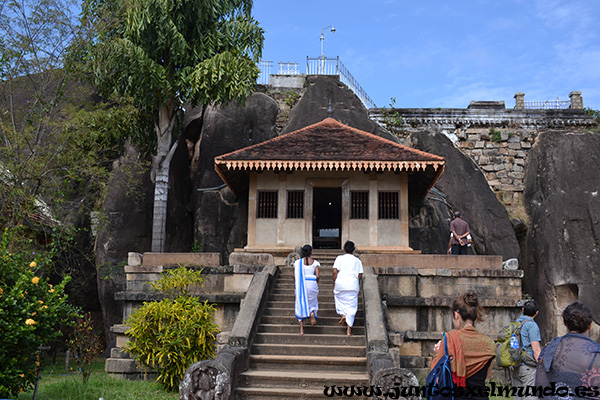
68, 312, 104, 383
125, 267, 220, 391
0, 229, 78, 397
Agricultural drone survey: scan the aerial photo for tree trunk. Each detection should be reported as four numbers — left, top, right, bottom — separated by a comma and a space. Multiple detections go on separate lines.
151, 102, 177, 252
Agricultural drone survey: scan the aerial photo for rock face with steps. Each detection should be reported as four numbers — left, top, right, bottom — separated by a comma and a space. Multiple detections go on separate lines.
235, 250, 370, 400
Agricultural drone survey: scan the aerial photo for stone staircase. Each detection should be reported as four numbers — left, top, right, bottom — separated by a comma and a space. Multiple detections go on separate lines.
234, 250, 369, 399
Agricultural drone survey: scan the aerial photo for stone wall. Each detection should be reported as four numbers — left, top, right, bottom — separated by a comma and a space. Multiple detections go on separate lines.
369, 99, 596, 205
105, 252, 270, 380
375, 265, 523, 380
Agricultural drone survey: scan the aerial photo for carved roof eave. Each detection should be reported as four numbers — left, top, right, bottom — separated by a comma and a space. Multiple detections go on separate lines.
214, 159, 446, 199
214, 159, 445, 173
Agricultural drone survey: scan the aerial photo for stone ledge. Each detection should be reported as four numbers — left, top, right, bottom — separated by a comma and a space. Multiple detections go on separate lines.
375, 266, 523, 278
124, 265, 163, 274
114, 291, 244, 303
143, 252, 221, 267
110, 324, 129, 334
163, 265, 234, 274
364, 254, 502, 269
385, 296, 521, 308
105, 358, 148, 374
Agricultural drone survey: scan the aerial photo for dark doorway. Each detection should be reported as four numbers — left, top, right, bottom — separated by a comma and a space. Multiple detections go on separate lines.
313, 187, 342, 249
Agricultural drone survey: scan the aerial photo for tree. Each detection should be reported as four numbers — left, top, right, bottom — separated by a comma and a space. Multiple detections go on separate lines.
0, 0, 147, 310
83, 0, 264, 252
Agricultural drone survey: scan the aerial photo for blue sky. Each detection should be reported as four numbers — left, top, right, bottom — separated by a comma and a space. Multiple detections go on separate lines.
253, 0, 600, 110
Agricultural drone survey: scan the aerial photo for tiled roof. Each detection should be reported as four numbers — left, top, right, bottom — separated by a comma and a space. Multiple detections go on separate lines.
216, 118, 444, 169
214, 118, 445, 198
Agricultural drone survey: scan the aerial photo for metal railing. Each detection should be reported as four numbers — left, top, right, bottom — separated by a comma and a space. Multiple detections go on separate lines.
307, 56, 376, 109
257, 60, 272, 85
524, 100, 571, 110
277, 62, 300, 75
256, 58, 376, 109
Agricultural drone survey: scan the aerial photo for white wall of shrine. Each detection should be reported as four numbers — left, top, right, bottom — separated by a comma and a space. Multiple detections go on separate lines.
246, 169, 412, 252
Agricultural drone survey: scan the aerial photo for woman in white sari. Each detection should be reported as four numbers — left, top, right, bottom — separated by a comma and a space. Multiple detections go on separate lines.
332, 241, 363, 336
294, 244, 320, 335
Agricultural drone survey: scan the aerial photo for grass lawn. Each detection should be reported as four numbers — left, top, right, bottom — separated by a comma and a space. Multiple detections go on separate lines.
15, 356, 178, 400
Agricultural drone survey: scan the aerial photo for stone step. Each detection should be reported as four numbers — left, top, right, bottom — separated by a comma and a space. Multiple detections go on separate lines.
279, 268, 336, 276
268, 293, 363, 303
260, 315, 364, 326
250, 343, 366, 357
257, 323, 366, 335
274, 278, 334, 286
238, 369, 369, 390
253, 332, 365, 346
266, 300, 338, 309
248, 354, 367, 372
263, 307, 364, 319
234, 386, 369, 400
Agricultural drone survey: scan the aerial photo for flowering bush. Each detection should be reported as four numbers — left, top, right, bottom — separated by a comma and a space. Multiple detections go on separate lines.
0, 229, 78, 397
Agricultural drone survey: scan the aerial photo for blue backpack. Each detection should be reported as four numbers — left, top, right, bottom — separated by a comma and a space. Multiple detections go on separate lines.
426, 333, 454, 400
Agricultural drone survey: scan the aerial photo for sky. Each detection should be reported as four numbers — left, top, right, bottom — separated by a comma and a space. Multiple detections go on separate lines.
253, 0, 600, 110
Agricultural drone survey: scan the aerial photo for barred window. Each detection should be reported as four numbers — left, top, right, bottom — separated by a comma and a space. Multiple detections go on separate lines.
378, 191, 399, 220
257, 190, 278, 219
350, 191, 369, 219
286, 190, 304, 219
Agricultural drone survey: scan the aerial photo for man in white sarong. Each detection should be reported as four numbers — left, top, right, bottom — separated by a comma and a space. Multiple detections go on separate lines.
332, 241, 363, 336
294, 245, 320, 335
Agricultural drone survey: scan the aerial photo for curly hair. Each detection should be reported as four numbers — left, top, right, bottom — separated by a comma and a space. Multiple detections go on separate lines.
563, 302, 593, 333
453, 290, 485, 322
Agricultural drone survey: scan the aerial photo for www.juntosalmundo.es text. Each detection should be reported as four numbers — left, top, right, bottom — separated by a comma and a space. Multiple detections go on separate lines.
323, 382, 600, 398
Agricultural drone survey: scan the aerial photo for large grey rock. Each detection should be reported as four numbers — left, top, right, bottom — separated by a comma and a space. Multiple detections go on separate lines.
282, 75, 396, 141
184, 93, 279, 258
186, 93, 279, 189
406, 131, 520, 260
409, 189, 454, 254
523, 130, 600, 339
95, 144, 152, 344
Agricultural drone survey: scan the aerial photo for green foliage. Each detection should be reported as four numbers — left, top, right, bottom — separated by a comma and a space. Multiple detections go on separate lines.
191, 241, 204, 253
585, 107, 600, 129
490, 127, 502, 143
284, 91, 299, 108
0, 0, 142, 280
150, 266, 206, 299
68, 313, 104, 383
380, 97, 404, 133
0, 229, 79, 397
125, 267, 219, 391
81, 0, 264, 122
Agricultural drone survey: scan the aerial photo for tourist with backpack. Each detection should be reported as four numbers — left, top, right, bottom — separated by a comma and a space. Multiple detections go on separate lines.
536, 302, 600, 399
429, 291, 496, 400
511, 300, 542, 400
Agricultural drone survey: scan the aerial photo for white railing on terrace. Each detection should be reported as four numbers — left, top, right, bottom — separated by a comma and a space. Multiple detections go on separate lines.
278, 62, 300, 75
307, 56, 376, 109
524, 100, 571, 110
257, 60, 272, 85
255, 57, 376, 109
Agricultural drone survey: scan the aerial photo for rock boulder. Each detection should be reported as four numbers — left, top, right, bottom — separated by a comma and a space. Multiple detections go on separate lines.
282, 75, 396, 141
184, 93, 279, 257
406, 131, 520, 260
524, 130, 600, 339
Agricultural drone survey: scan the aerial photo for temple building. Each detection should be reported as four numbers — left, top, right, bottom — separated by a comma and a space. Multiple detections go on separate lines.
215, 118, 445, 253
